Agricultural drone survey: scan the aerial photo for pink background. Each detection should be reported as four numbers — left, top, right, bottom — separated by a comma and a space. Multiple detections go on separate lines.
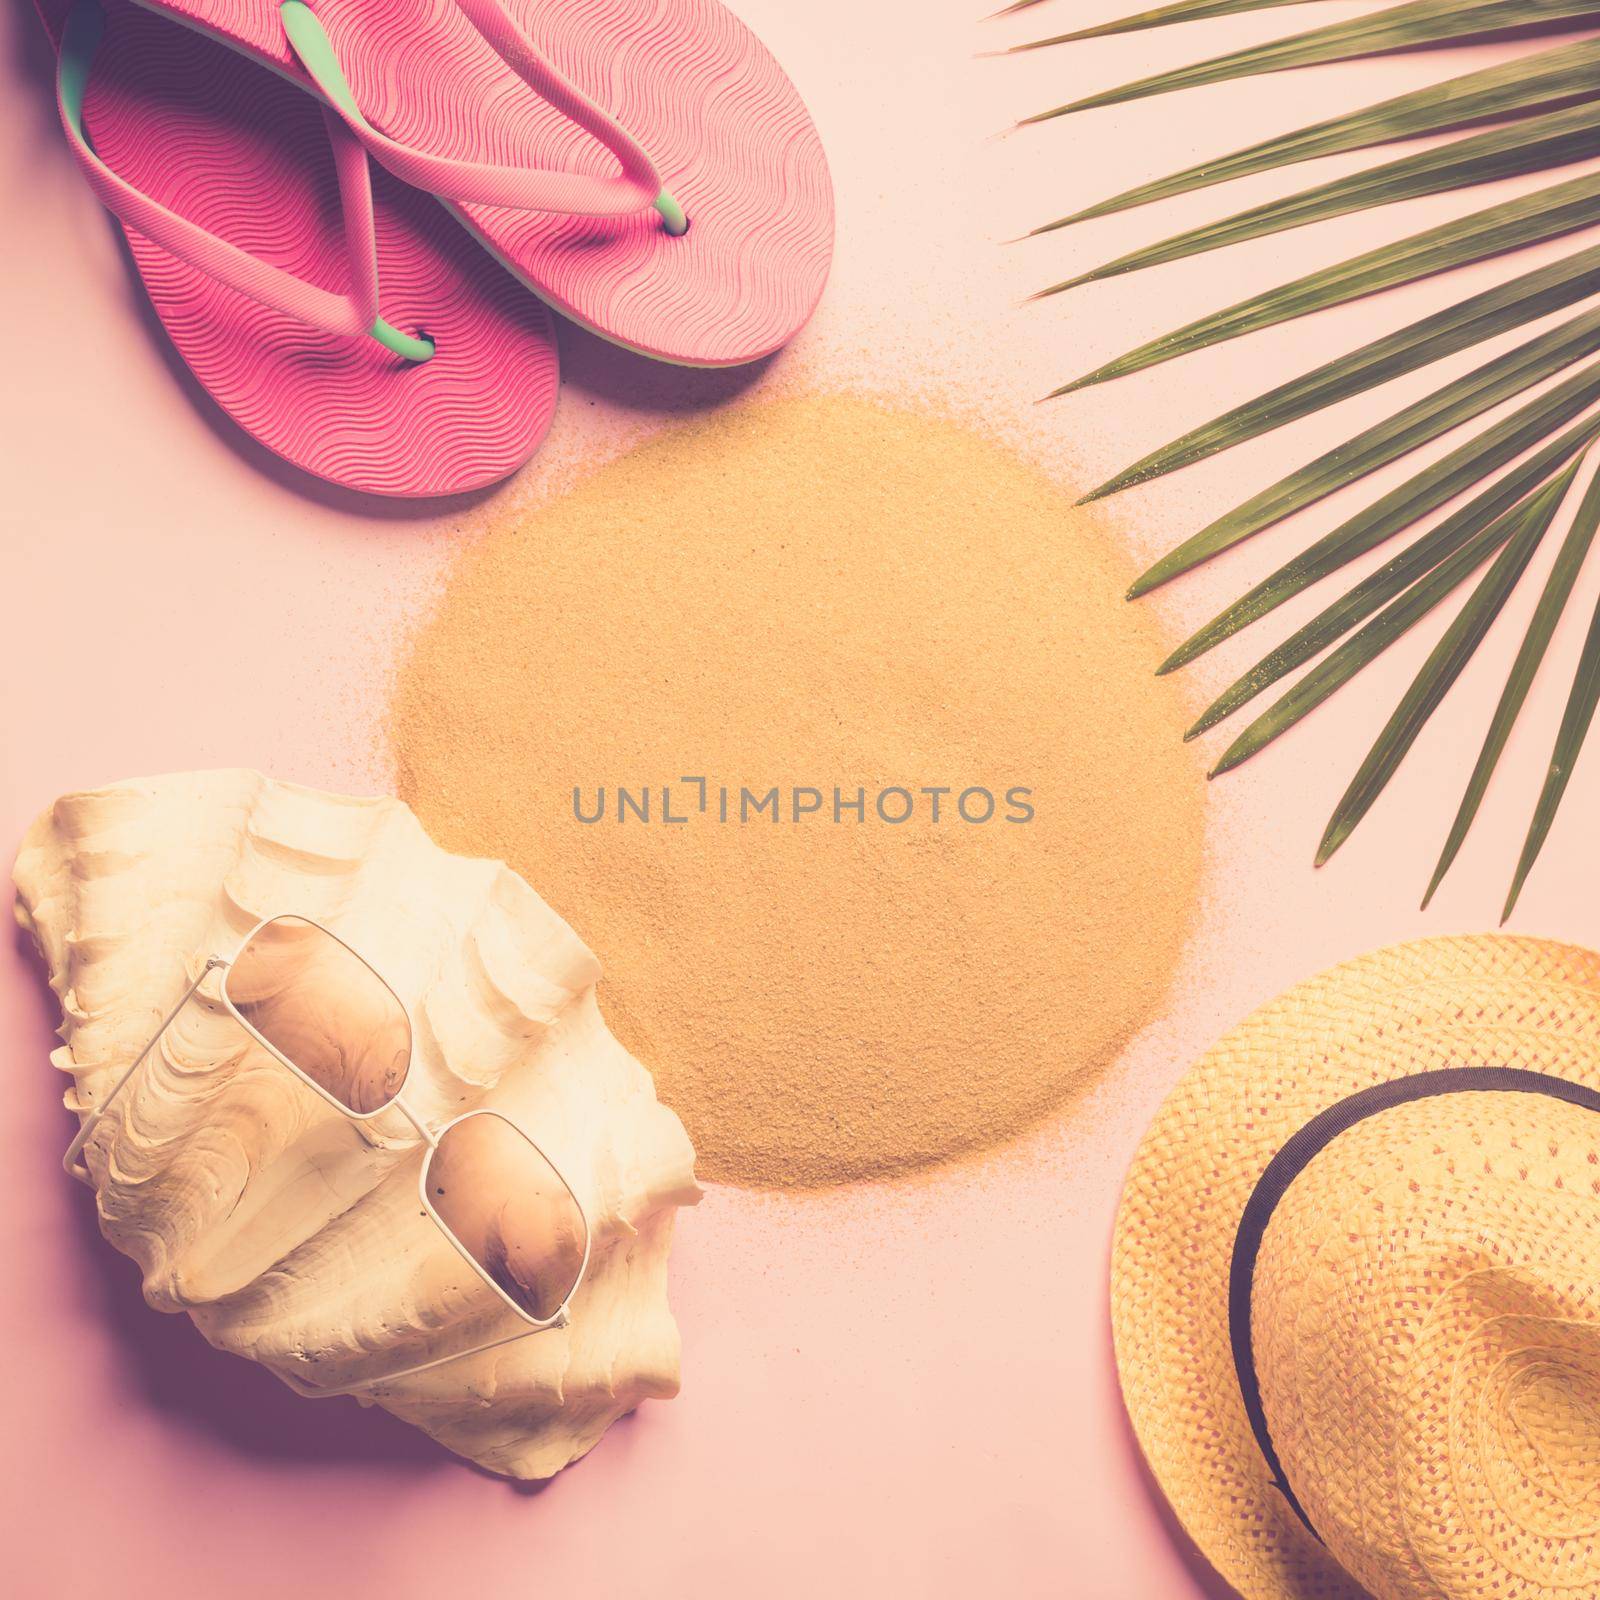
7, 2, 1600, 1595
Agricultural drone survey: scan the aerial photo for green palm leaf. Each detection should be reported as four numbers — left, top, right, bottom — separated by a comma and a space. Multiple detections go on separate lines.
1209, 469, 1571, 777
1015, 2, 1600, 905
1034, 36, 1600, 220
1138, 339, 1600, 603
1048, 170, 1600, 380
1007, 0, 1340, 49
1081, 242, 1600, 491
1422, 464, 1600, 906
1504, 585, 1600, 915
1315, 464, 1578, 864
1186, 414, 1600, 736
1045, 101, 1600, 295
1025, 0, 1600, 123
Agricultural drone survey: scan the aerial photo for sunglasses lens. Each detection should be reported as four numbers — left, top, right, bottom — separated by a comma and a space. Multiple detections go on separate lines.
226, 916, 410, 1114
426, 1113, 587, 1323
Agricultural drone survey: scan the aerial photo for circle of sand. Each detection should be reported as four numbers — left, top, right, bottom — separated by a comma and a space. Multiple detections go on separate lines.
391, 396, 1206, 1189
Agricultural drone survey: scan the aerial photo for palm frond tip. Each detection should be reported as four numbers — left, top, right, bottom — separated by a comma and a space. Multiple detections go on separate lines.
1018, 0, 1600, 907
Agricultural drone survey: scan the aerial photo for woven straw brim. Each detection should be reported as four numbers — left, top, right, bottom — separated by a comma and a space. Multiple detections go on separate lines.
1110, 934, 1600, 1600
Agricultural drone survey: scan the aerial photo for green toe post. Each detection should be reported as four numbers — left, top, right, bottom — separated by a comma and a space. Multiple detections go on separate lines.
655, 191, 688, 236
281, 0, 433, 362
60, 2, 106, 146
372, 318, 435, 362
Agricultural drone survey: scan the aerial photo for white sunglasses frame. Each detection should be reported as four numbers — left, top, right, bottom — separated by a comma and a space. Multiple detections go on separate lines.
63, 913, 593, 1399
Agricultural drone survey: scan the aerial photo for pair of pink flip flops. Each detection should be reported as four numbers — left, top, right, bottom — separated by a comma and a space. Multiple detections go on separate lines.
41, 0, 833, 495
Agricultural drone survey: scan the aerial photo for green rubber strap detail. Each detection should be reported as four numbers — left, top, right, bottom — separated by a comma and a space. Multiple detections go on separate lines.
59, 0, 104, 144
279, 1, 373, 130
285, 0, 687, 238
280, 4, 436, 358
654, 190, 688, 236
371, 317, 435, 361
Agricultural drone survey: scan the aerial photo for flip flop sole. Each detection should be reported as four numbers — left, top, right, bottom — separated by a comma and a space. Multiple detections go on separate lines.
142, 0, 834, 367
46, 0, 561, 496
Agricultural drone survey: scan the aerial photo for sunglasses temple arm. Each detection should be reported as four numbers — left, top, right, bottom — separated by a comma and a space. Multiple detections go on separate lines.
272, 1322, 548, 1400
63, 957, 227, 1185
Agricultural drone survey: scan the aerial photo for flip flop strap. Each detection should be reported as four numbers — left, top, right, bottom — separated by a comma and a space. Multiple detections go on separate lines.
281, 0, 686, 232
58, 0, 433, 360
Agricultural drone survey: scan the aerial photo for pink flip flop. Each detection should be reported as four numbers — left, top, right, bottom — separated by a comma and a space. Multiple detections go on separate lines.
42, 0, 560, 496
134, 0, 835, 366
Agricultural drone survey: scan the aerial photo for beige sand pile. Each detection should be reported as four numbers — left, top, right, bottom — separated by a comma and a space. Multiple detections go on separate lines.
390, 395, 1206, 1188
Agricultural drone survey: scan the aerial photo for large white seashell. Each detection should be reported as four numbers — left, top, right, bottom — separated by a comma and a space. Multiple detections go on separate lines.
12, 769, 701, 1479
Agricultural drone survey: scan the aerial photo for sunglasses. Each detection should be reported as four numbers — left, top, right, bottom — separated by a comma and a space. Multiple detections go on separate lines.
64, 914, 592, 1395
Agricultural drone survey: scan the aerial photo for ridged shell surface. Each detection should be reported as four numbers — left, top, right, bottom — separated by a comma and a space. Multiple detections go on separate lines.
13, 770, 701, 1479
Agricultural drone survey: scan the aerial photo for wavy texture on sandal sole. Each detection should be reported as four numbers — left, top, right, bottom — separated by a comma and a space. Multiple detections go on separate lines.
40, 0, 560, 496
141, 0, 834, 366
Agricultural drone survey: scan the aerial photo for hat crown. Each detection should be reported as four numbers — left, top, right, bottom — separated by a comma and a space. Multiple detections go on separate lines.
1254, 1092, 1600, 1600
1503, 1364, 1600, 1508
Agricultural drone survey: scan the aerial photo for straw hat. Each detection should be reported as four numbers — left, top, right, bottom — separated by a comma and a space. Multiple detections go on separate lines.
1112, 934, 1600, 1600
